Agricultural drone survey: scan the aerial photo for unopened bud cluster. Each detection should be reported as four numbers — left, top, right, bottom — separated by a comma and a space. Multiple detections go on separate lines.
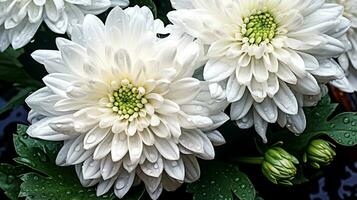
262, 147, 299, 186
303, 139, 336, 169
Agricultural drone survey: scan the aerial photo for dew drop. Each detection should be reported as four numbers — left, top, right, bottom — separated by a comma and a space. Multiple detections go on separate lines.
344, 133, 351, 138
343, 118, 350, 124
7, 175, 14, 183
153, 164, 159, 169
171, 161, 178, 167
89, 162, 95, 167
87, 135, 96, 143
75, 146, 81, 152
116, 180, 125, 189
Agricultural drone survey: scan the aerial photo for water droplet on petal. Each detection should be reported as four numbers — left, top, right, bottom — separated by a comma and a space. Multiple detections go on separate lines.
116, 180, 125, 189
75, 146, 81, 152
87, 135, 96, 143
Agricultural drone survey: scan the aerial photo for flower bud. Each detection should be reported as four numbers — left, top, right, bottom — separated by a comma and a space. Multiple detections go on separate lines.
303, 139, 336, 169
262, 147, 299, 186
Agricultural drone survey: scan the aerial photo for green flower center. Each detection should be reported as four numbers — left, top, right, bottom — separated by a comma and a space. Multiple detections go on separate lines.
242, 11, 277, 45
107, 79, 147, 119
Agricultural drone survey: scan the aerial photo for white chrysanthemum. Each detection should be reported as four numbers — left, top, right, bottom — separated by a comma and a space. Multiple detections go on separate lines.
328, 0, 357, 92
0, 0, 129, 51
25, 6, 228, 199
168, 0, 350, 141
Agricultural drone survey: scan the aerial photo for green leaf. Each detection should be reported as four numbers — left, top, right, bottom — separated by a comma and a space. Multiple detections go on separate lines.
0, 163, 27, 200
304, 97, 357, 147
0, 87, 35, 115
264, 96, 357, 156
130, 0, 157, 17
12, 125, 144, 200
19, 173, 117, 200
13, 125, 63, 177
187, 161, 256, 200
0, 48, 24, 67
0, 48, 41, 87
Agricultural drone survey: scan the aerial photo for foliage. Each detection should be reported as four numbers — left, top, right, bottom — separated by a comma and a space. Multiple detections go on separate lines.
0, 125, 144, 200
0, 87, 35, 115
264, 96, 357, 156
0, 48, 41, 87
187, 162, 256, 200
0, 164, 26, 200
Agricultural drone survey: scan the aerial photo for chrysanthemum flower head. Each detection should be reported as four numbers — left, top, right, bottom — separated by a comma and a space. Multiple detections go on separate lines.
0, 0, 129, 51
26, 6, 228, 199
328, 0, 357, 92
168, 0, 350, 142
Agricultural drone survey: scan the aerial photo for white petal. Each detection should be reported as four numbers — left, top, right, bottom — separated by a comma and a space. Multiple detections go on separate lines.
83, 125, 110, 150
182, 155, 200, 183
204, 59, 235, 82
164, 159, 185, 181
114, 169, 135, 198
140, 158, 164, 178
154, 137, 180, 160
128, 134, 143, 163
273, 82, 298, 115
111, 133, 128, 162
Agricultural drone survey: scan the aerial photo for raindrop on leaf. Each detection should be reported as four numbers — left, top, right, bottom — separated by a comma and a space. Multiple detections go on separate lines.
343, 118, 350, 124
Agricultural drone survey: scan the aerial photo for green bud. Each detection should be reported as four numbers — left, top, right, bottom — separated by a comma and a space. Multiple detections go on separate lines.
303, 139, 336, 169
262, 147, 299, 186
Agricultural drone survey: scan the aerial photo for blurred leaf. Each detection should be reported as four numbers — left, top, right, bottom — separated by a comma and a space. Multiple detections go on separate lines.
130, 0, 157, 17
187, 161, 256, 200
0, 163, 27, 200
0, 48, 23, 67
0, 87, 35, 115
153, 0, 173, 24
0, 48, 42, 87
12, 125, 144, 200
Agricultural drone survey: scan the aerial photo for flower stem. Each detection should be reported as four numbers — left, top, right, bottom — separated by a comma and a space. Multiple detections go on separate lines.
234, 157, 264, 165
